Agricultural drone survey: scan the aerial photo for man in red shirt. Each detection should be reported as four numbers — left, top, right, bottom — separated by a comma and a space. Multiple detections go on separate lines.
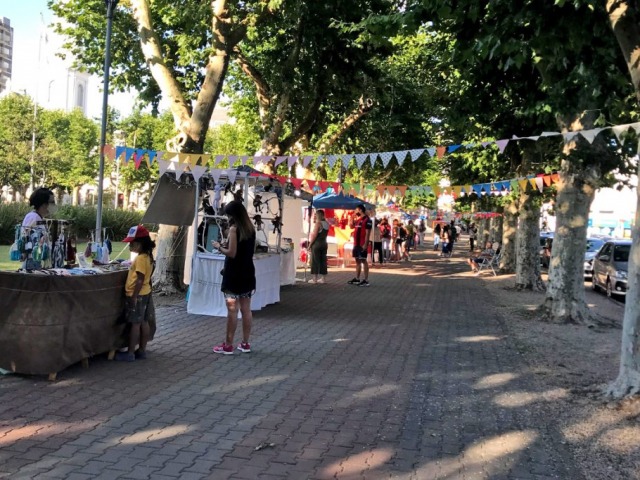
347, 204, 372, 287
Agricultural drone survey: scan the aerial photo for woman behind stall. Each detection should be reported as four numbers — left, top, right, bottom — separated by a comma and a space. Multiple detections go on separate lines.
211, 201, 256, 354
308, 209, 330, 283
21, 187, 56, 269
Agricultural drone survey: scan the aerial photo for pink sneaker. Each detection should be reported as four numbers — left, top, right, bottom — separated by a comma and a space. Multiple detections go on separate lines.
237, 342, 251, 353
213, 342, 234, 355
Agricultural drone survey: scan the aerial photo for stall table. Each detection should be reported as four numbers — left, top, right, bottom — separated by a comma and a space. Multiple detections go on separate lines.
0, 270, 129, 379
187, 251, 294, 317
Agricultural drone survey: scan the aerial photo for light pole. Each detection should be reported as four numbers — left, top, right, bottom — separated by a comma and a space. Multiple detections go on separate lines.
113, 129, 125, 208
95, 0, 119, 244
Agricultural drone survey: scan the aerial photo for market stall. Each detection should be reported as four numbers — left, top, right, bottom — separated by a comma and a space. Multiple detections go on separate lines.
0, 268, 129, 379
185, 168, 297, 317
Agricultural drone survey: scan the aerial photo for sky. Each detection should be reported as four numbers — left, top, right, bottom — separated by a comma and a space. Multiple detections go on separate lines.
2, 1, 136, 118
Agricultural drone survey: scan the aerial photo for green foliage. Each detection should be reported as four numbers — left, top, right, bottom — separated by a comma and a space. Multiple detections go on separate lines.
54, 205, 148, 241
0, 202, 30, 244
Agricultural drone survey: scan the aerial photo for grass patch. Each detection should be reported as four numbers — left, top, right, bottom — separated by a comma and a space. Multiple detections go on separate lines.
0, 242, 131, 271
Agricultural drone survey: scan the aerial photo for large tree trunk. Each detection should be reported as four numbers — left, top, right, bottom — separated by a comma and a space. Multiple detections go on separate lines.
606, 0, 640, 398
500, 197, 518, 273
607, 166, 640, 397
152, 225, 186, 294
515, 184, 544, 291
490, 208, 503, 245
540, 112, 601, 323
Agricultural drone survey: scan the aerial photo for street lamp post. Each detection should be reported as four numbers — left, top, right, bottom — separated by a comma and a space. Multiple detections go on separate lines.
113, 129, 125, 209
95, 0, 119, 244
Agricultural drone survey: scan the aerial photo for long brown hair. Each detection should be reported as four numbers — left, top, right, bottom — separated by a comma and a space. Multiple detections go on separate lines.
224, 201, 255, 242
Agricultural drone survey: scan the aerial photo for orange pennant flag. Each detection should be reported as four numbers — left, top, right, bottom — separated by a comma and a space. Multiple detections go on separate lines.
543, 175, 552, 186
551, 173, 560, 184
436, 146, 446, 158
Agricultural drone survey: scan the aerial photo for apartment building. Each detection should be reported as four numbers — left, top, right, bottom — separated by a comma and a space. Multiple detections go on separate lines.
0, 17, 13, 93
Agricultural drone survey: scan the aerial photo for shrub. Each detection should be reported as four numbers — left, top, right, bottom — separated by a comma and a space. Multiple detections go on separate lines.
0, 203, 30, 244
0, 203, 152, 244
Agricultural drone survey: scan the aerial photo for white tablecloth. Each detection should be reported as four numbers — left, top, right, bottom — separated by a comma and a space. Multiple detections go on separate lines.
187, 252, 289, 317
280, 250, 296, 285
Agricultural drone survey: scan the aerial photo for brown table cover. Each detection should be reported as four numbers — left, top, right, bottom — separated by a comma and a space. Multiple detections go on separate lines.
0, 270, 129, 375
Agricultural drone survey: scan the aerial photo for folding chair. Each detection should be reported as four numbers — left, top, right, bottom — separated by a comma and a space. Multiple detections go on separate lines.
477, 243, 501, 276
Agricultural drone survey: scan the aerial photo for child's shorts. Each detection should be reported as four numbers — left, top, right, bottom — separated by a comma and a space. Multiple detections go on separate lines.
126, 295, 150, 324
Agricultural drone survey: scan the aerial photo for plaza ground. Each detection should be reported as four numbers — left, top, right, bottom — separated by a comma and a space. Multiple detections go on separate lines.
0, 242, 636, 479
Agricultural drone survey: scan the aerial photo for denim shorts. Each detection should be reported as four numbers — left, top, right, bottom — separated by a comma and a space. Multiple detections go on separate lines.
222, 290, 254, 300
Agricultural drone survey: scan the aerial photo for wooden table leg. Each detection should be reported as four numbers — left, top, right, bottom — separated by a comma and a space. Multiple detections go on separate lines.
48, 372, 57, 381
107, 350, 116, 360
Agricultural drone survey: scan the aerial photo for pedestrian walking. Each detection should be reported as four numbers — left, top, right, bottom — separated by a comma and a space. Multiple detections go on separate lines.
468, 222, 477, 252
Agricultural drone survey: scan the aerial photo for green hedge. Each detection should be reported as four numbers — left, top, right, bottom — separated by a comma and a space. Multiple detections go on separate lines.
0, 204, 153, 244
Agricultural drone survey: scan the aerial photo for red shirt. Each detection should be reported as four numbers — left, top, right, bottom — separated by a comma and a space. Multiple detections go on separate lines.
353, 215, 372, 247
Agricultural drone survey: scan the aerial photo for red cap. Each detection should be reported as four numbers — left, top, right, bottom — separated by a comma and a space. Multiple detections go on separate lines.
123, 225, 150, 242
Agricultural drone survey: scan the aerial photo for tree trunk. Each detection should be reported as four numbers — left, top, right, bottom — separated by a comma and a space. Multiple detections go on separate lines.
490, 209, 503, 245
605, 0, 640, 397
515, 185, 545, 291
540, 160, 596, 323
152, 225, 187, 294
72, 186, 80, 206
500, 197, 518, 273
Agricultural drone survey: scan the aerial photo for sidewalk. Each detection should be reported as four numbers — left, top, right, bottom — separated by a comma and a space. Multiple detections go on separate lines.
0, 246, 578, 479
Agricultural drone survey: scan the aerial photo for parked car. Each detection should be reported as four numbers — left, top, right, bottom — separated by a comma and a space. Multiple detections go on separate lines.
591, 239, 631, 298
583, 237, 608, 278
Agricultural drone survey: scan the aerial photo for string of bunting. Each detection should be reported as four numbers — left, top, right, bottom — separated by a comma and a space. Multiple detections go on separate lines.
101, 120, 640, 199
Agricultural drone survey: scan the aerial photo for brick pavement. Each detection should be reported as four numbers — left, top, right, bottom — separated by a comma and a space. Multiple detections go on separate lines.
0, 247, 579, 479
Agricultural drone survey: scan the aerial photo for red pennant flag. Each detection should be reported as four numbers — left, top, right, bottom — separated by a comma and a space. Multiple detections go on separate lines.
319, 181, 331, 192
436, 146, 446, 158
306, 179, 317, 191
290, 178, 303, 189
102, 144, 115, 161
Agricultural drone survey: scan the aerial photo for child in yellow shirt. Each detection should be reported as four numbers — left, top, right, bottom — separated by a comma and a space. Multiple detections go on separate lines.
116, 225, 155, 362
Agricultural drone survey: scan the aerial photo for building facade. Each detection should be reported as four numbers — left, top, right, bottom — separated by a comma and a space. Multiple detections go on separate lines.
0, 17, 13, 93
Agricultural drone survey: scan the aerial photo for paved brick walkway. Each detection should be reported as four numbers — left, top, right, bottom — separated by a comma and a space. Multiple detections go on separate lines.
0, 248, 578, 479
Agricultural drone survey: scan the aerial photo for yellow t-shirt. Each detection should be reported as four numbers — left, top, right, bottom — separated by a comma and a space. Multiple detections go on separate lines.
125, 253, 152, 297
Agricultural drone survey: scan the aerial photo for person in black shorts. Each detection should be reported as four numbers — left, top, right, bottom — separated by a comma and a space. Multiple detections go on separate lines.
347, 204, 372, 287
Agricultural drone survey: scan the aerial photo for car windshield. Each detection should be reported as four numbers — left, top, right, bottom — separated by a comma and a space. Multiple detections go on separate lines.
613, 245, 630, 262
586, 239, 604, 253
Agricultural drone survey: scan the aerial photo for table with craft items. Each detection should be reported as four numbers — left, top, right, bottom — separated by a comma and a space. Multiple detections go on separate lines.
0, 270, 132, 379
187, 251, 295, 317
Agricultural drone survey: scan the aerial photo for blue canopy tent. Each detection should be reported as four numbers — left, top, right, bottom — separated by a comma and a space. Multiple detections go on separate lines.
311, 191, 374, 210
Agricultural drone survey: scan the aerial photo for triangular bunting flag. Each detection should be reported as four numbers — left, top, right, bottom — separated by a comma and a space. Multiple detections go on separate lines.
436, 146, 446, 158
377, 185, 387, 197
227, 155, 238, 165
397, 186, 407, 197
103, 144, 116, 161
452, 186, 463, 197
237, 171, 249, 178
447, 145, 461, 154
200, 154, 211, 165
290, 178, 303, 189
124, 147, 136, 163
551, 173, 560, 184
408, 149, 425, 161
213, 155, 225, 167
274, 156, 288, 167
147, 150, 157, 165
190, 165, 207, 182
534, 177, 544, 192
433, 186, 442, 196
354, 154, 369, 168
306, 180, 316, 191
518, 179, 529, 191
426, 147, 436, 157
394, 151, 409, 165
472, 185, 483, 195
315, 155, 324, 167
495, 139, 509, 153
302, 155, 314, 167
173, 162, 187, 180
562, 132, 580, 144
543, 175, 552, 186
178, 153, 190, 164
227, 170, 238, 183
239, 155, 249, 166
579, 129, 602, 144
340, 154, 353, 165
115, 145, 126, 160
379, 152, 394, 168
326, 155, 338, 168
210, 169, 222, 184
481, 141, 492, 148
288, 156, 299, 167
612, 124, 631, 143
528, 178, 537, 189
158, 159, 171, 176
